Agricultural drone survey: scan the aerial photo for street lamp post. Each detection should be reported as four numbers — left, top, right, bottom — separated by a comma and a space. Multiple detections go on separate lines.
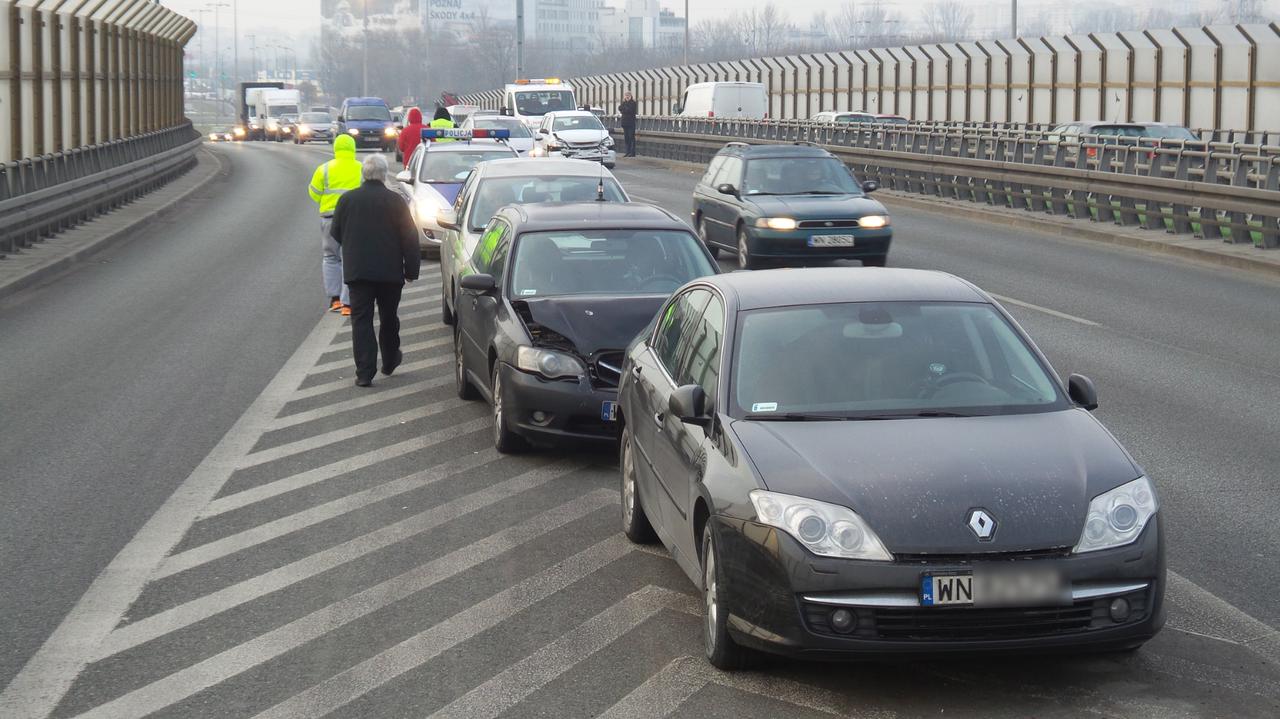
362, 0, 369, 95
516, 0, 524, 79
683, 0, 688, 66
207, 2, 229, 104
233, 0, 239, 87
1011, 0, 1017, 37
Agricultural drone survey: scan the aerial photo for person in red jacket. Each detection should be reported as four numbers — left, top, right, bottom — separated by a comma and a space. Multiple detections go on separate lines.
396, 107, 424, 168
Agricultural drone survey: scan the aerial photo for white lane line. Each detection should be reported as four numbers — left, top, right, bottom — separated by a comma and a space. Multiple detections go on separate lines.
77, 492, 617, 719
308, 335, 451, 375
429, 586, 700, 719
316, 324, 450, 361
0, 316, 339, 719
989, 293, 1100, 327
201, 415, 491, 518
251, 532, 633, 719
237, 397, 469, 470
331, 305, 440, 337
269, 374, 453, 430
597, 655, 855, 719
1167, 570, 1280, 665
288, 354, 452, 401
155, 448, 504, 581
96, 460, 583, 660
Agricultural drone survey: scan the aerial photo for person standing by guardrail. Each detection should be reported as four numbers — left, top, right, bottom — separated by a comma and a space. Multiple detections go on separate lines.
619, 92, 638, 158
308, 134, 362, 316
329, 154, 420, 388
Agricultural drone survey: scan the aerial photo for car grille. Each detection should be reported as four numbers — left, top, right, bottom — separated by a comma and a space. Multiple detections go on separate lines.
797, 219, 861, 229
590, 351, 625, 388
802, 588, 1149, 642
895, 547, 1073, 564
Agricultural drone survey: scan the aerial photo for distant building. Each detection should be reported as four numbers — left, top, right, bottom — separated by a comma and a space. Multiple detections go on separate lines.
521, 0, 606, 51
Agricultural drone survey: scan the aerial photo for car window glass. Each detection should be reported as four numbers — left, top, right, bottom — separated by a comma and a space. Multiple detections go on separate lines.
471, 118, 532, 138
677, 293, 724, 405
712, 157, 743, 189
653, 289, 712, 379
471, 219, 509, 273
468, 176, 627, 232
419, 149, 514, 183
742, 157, 861, 195
509, 230, 716, 298
347, 105, 391, 121
701, 156, 726, 186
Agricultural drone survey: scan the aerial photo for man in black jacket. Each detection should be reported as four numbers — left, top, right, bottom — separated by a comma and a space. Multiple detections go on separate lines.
330, 154, 420, 387
619, 91, 638, 158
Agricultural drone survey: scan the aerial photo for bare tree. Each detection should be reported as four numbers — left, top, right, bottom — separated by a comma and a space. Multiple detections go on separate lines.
1209, 0, 1271, 23
833, 1, 900, 47
738, 2, 794, 56
920, 0, 975, 42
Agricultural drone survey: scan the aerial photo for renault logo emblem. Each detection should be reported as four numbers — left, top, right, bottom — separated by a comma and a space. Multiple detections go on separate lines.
967, 509, 996, 541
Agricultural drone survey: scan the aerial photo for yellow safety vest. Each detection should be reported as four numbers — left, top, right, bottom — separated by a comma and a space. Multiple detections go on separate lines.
430, 117, 456, 143
308, 135, 362, 215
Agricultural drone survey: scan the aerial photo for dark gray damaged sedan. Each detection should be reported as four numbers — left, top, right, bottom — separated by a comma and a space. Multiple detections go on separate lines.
617, 267, 1164, 668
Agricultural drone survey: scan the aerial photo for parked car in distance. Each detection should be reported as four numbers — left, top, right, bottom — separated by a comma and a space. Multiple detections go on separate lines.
812, 111, 877, 124
693, 142, 892, 269
452, 202, 719, 451
530, 110, 617, 168
459, 115, 536, 155
396, 129, 519, 256
1048, 121, 1200, 160
618, 267, 1165, 669
673, 82, 768, 119
207, 127, 236, 142
436, 158, 630, 329
873, 114, 909, 124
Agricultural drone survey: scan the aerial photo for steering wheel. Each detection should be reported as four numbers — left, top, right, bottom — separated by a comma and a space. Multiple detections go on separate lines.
638, 275, 683, 292
918, 371, 992, 398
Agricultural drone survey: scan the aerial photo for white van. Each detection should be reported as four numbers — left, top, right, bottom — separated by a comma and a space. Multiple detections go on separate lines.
674, 82, 768, 120
501, 79, 578, 129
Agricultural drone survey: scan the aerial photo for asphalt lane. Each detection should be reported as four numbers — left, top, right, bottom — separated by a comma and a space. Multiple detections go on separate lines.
611, 161, 1280, 631
0, 141, 331, 687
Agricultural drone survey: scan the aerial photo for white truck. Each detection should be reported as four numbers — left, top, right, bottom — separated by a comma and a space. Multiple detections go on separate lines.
500, 78, 578, 129
260, 89, 301, 142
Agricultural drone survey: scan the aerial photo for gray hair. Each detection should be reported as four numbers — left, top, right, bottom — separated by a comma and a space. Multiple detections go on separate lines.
361, 153, 389, 182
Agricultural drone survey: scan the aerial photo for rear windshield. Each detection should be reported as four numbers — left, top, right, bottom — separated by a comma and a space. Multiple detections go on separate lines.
468, 176, 627, 232
347, 104, 391, 121
419, 149, 515, 183
510, 230, 716, 297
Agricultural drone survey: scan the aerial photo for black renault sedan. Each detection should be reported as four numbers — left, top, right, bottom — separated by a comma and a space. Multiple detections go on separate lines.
617, 267, 1164, 668
453, 202, 719, 451
692, 142, 892, 270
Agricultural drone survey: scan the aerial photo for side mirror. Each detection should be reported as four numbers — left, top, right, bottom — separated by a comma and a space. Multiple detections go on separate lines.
436, 208, 459, 230
672, 104, 683, 114
1068, 374, 1098, 411
861, 180, 879, 193
537, 128, 549, 135
500, 107, 511, 116
460, 273, 497, 294
669, 384, 710, 427
395, 170, 412, 183
715, 183, 738, 196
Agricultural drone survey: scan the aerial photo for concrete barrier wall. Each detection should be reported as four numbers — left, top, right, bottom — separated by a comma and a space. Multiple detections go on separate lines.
461, 22, 1280, 131
1, 0, 196, 164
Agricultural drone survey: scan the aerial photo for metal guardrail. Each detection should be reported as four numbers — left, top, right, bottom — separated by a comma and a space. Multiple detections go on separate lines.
0, 122, 202, 256
618, 117, 1280, 249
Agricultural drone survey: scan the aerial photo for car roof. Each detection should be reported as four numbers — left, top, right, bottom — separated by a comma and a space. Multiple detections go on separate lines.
476, 157, 619, 178
424, 140, 518, 153
545, 110, 595, 118
343, 97, 386, 105
718, 142, 834, 159
497, 202, 689, 232
701, 268, 989, 311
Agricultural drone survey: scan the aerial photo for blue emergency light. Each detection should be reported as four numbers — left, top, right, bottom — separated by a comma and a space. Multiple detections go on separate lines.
421, 128, 511, 141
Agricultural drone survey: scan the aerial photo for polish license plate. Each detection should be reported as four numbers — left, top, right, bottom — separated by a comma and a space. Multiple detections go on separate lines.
808, 234, 856, 247
922, 568, 1066, 607
600, 401, 618, 421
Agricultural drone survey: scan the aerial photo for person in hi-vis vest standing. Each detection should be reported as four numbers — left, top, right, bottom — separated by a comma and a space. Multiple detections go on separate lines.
308, 134, 362, 315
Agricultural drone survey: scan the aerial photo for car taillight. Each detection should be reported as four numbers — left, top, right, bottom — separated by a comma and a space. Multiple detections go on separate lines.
1086, 147, 1097, 158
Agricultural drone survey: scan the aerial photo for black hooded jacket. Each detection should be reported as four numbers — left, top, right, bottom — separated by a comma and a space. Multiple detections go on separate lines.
330, 179, 420, 284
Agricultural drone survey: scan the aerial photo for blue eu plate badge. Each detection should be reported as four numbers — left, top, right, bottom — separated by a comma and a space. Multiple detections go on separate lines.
601, 401, 618, 422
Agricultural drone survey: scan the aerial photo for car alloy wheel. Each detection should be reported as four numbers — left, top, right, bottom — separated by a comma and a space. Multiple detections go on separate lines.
491, 365, 525, 453
737, 227, 760, 270
454, 328, 477, 400
696, 216, 719, 258
701, 522, 759, 670
620, 426, 656, 543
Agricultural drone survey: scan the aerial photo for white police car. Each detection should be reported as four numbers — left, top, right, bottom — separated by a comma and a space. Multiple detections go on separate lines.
395, 128, 520, 257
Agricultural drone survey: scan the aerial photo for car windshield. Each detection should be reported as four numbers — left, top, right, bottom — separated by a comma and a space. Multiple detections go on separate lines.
468, 176, 627, 232
471, 118, 532, 138
732, 302, 1066, 419
741, 157, 862, 196
419, 149, 515, 183
552, 115, 604, 132
510, 230, 716, 297
348, 105, 391, 121
268, 105, 298, 116
300, 113, 330, 123
514, 91, 575, 116
281, 114, 298, 123
836, 114, 872, 124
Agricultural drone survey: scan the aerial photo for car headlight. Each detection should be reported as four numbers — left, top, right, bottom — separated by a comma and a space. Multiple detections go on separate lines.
1073, 476, 1158, 554
233, 126, 245, 136
749, 490, 892, 561
415, 195, 441, 220
208, 132, 218, 140
530, 146, 545, 157
858, 215, 890, 229
384, 126, 398, 137
754, 217, 798, 231
515, 346, 585, 380
603, 136, 614, 147
282, 127, 292, 134
348, 128, 360, 136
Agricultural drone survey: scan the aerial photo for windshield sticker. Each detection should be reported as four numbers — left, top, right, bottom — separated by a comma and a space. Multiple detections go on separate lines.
520, 289, 537, 296
751, 402, 778, 413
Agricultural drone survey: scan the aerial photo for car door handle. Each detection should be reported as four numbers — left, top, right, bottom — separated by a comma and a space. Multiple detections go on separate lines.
653, 412, 665, 428
631, 366, 643, 378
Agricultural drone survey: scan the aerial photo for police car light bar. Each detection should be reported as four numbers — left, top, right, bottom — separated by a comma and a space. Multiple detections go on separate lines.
421, 128, 511, 140
514, 78, 561, 85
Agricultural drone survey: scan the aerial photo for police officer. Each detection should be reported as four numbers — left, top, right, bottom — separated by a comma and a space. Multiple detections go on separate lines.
308, 134, 362, 315
430, 107, 455, 143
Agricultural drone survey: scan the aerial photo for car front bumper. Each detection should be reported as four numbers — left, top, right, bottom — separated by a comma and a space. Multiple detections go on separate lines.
498, 362, 620, 445
745, 227, 893, 262
711, 513, 1165, 658
548, 148, 616, 164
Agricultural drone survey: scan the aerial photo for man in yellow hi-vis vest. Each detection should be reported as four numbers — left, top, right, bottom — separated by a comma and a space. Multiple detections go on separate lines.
308, 134, 363, 315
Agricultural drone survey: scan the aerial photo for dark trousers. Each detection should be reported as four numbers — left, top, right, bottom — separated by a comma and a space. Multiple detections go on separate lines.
348, 280, 403, 381
623, 124, 636, 156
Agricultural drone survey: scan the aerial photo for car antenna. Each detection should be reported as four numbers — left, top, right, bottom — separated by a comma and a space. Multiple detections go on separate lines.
595, 160, 606, 201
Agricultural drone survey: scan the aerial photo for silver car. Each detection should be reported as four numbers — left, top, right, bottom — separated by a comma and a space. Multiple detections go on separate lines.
396, 138, 519, 256
530, 111, 617, 169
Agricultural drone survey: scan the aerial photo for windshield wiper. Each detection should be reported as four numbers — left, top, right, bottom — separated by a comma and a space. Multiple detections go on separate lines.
848, 410, 977, 420
743, 413, 849, 421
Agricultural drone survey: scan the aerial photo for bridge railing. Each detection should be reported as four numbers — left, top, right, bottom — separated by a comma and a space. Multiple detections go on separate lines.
617, 117, 1280, 249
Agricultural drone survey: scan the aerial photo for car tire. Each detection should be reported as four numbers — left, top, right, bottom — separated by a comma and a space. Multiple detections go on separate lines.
441, 282, 455, 326
454, 327, 478, 400
863, 254, 888, 268
737, 227, 761, 270
696, 216, 720, 258
620, 425, 657, 544
701, 522, 760, 670
491, 364, 527, 453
